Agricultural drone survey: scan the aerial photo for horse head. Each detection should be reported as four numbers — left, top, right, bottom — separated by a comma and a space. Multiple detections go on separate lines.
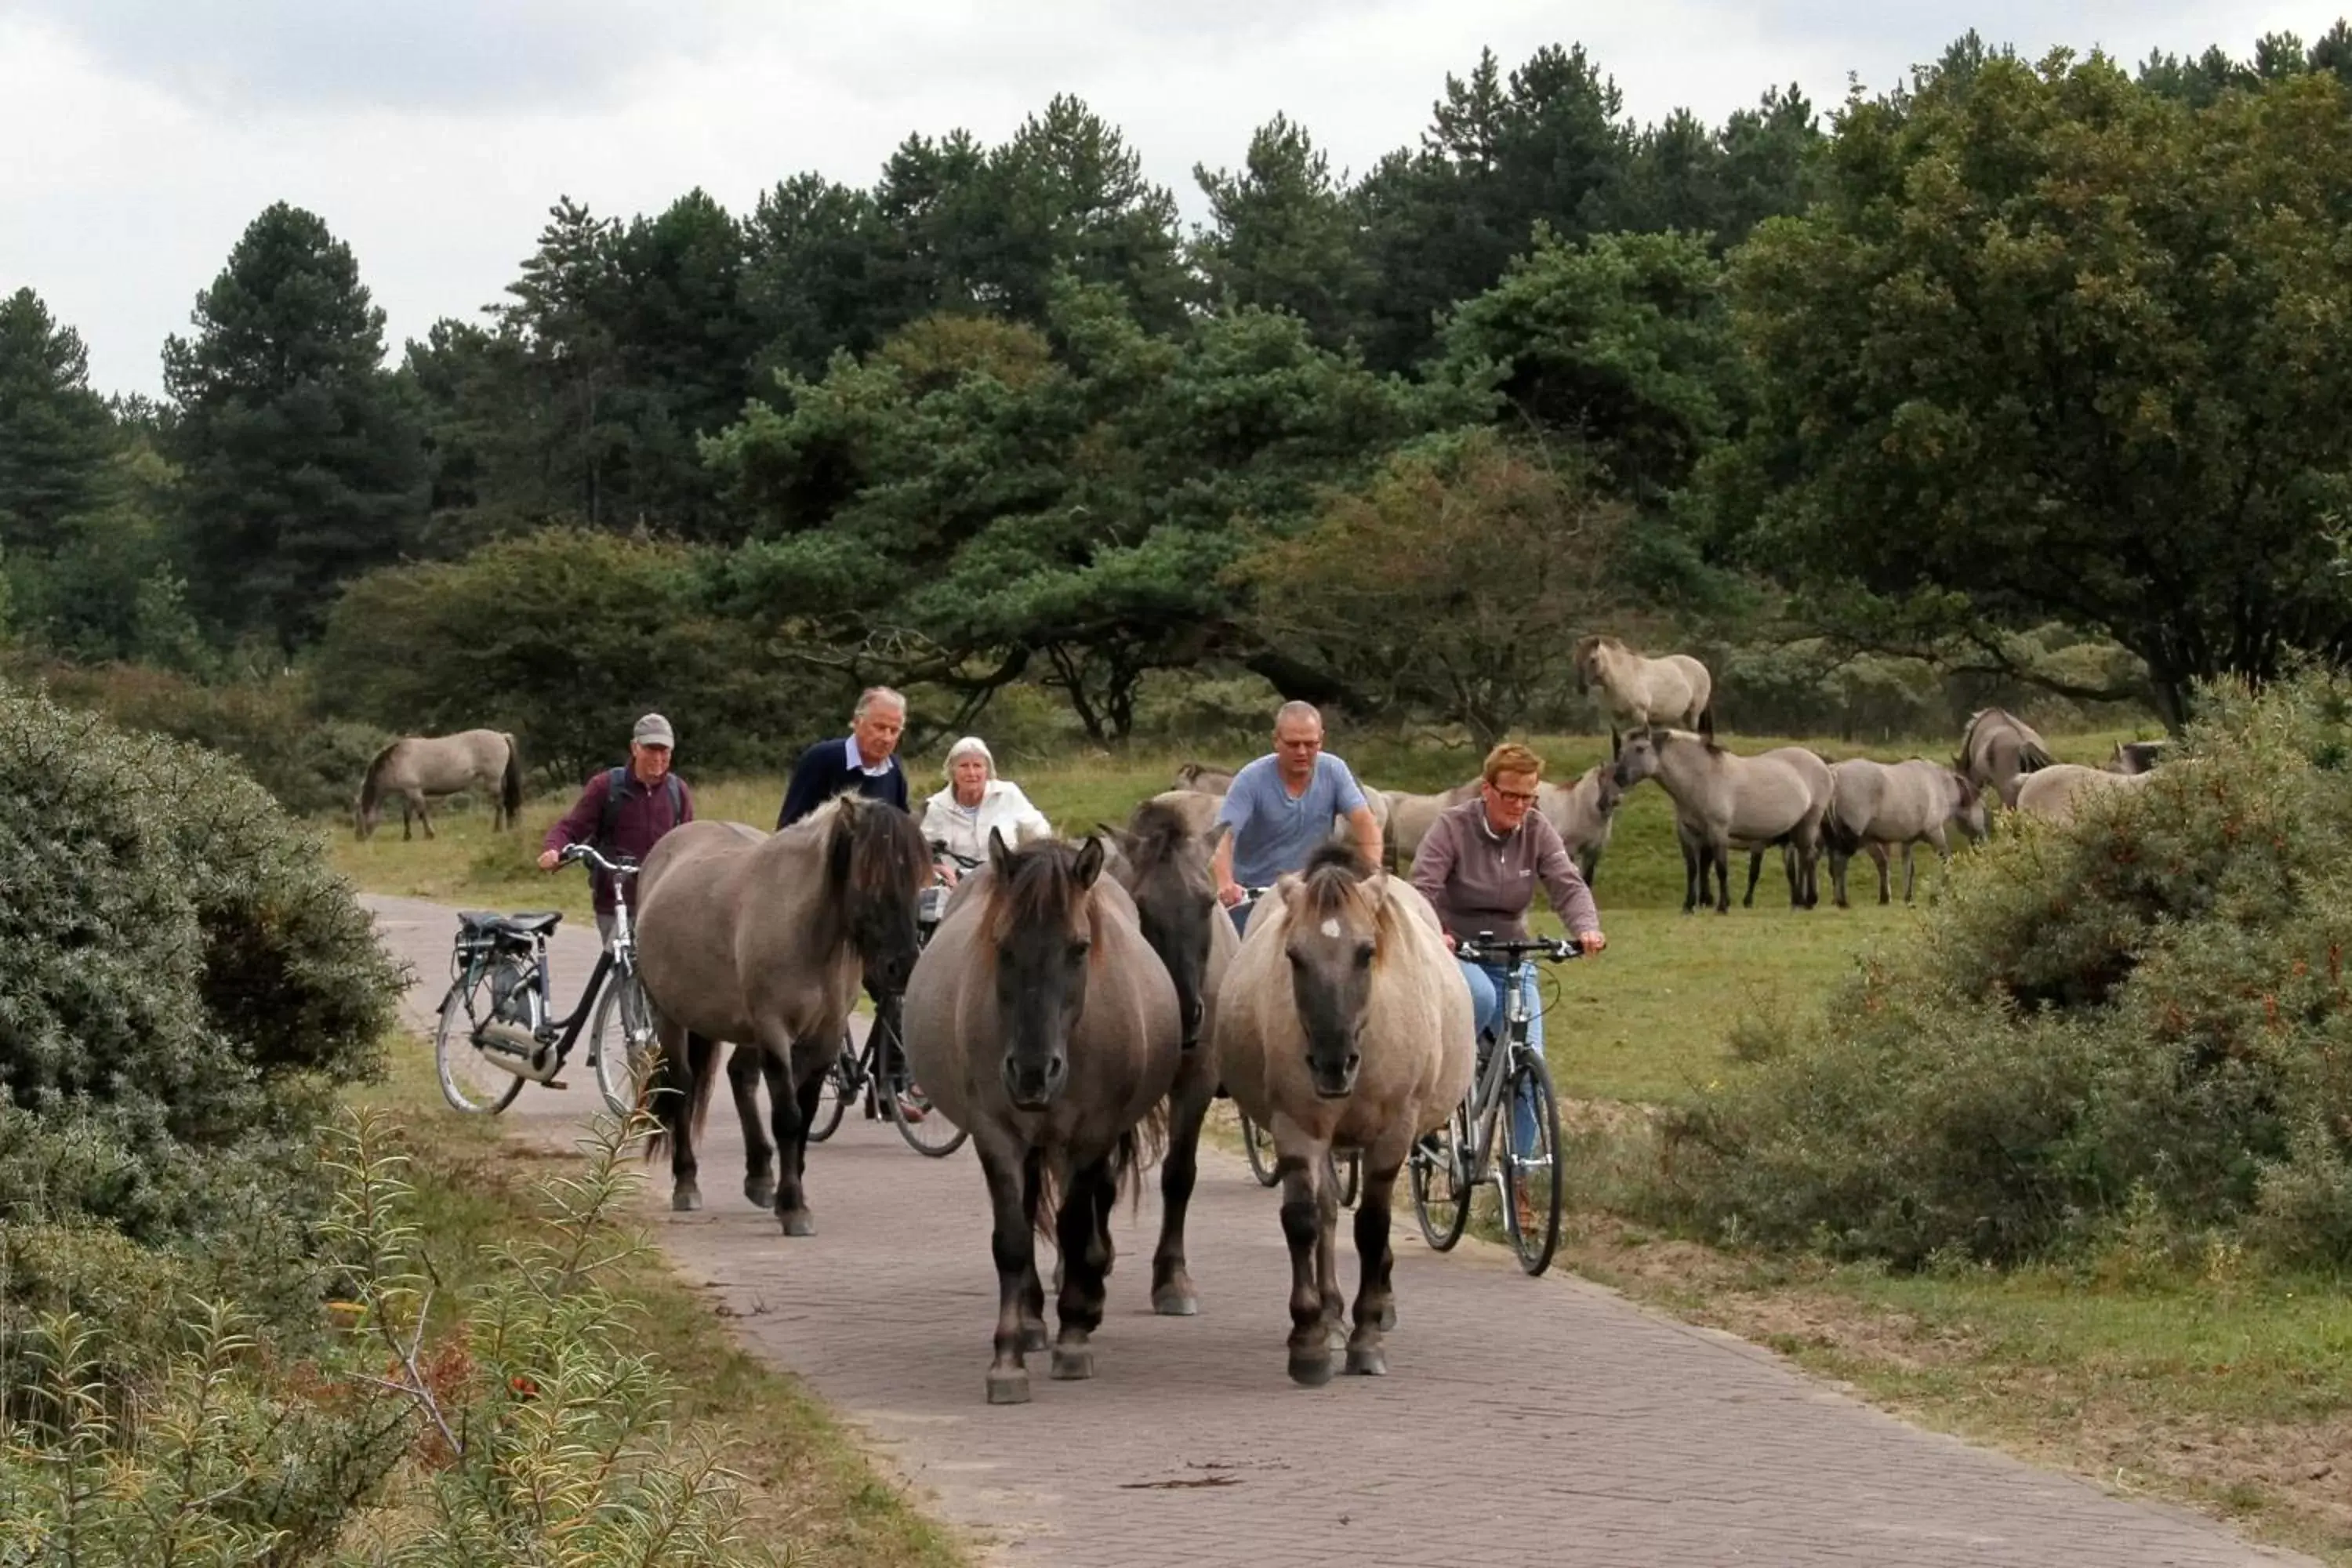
1612, 727, 1667, 792
1588, 762, 1624, 815
1949, 769, 1991, 843
1105, 801, 1225, 1054
982, 832, 1104, 1109
826, 797, 931, 1000
1278, 843, 1385, 1099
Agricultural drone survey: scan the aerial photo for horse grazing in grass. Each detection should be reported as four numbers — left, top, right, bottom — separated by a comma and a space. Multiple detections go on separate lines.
2014, 763, 2151, 826
355, 729, 521, 840
1539, 762, 1622, 885
633, 798, 929, 1232
901, 833, 1182, 1404
1821, 758, 1987, 906
1613, 725, 1832, 913
1955, 708, 2055, 809
1573, 634, 1713, 731
1099, 797, 1237, 1318
1215, 844, 1471, 1386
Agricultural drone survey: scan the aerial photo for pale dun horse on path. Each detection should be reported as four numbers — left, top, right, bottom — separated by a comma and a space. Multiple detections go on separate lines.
1573, 634, 1713, 731
1215, 844, 1472, 1387
354, 729, 523, 840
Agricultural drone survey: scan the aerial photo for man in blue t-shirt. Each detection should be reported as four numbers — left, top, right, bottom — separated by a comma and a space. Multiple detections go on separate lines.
1211, 701, 1385, 931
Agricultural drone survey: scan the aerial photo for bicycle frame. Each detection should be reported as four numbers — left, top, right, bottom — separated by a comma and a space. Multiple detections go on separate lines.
1456, 960, 1537, 1191
451, 856, 638, 1070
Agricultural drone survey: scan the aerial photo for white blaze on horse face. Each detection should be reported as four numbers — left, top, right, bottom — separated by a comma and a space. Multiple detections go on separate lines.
1319, 916, 1342, 939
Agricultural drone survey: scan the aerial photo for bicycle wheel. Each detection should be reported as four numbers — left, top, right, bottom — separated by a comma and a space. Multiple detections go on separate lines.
1240, 1111, 1279, 1187
590, 966, 660, 1119
434, 971, 525, 1116
1409, 1099, 1473, 1251
1498, 1051, 1566, 1276
876, 1014, 967, 1157
804, 1034, 855, 1145
1334, 1148, 1362, 1210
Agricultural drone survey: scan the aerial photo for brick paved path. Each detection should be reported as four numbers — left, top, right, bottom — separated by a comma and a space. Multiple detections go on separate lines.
368, 893, 2309, 1567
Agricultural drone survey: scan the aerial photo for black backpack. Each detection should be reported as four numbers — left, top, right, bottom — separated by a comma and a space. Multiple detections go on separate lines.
594, 766, 684, 851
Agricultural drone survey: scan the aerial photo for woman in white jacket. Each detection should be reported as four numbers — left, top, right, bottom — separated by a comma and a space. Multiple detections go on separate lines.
920, 735, 1054, 882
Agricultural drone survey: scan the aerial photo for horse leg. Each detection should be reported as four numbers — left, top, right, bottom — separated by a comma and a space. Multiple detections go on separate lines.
1018, 1149, 1048, 1353
978, 1143, 1037, 1405
1315, 1152, 1346, 1353
663, 1031, 710, 1211
1276, 1156, 1332, 1386
399, 795, 414, 842
1904, 842, 1921, 903
728, 1044, 774, 1211
1046, 1156, 1113, 1381
416, 793, 435, 841
1347, 1163, 1402, 1376
1678, 827, 1701, 915
1151, 1073, 1213, 1316
1742, 848, 1763, 909
760, 1042, 815, 1236
1711, 839, 1732, 914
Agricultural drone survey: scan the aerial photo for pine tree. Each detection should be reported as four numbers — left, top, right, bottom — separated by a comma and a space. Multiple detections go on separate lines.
164, 203, 426, 647
0, 287, 114, 556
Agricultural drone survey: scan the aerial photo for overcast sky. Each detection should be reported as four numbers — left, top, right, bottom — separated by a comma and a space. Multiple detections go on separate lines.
2, 0, 2336, 397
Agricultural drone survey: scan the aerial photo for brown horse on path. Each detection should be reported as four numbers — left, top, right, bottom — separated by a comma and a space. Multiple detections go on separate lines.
632, 798, 930, 1232
1214, 844, 1472, 1386
355, 729, 522, 840
1100, 797, 1240, 1319
900, 833, 1183, 1405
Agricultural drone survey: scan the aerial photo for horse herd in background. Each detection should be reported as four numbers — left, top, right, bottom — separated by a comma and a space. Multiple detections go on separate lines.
1172, 636, 2169, 917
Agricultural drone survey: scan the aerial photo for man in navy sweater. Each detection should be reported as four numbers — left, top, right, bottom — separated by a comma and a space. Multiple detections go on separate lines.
778, 686, 911, 828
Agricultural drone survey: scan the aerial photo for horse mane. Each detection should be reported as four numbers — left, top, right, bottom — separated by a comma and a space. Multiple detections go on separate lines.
356, 738, 404, 815
822, 796, 930, 910
1123, 798, 1200, 871
982, 837, 1098, 942
1294, 841, 1377, 920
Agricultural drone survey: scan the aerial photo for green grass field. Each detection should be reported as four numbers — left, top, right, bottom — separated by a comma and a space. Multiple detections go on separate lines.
323, 724, 2351, 1562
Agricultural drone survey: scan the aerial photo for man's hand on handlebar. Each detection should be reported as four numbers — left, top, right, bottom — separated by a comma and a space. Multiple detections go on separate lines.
1218, 880, 1246, 909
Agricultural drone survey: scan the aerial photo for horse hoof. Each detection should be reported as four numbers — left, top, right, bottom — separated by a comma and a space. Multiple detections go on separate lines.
985, 1370, 1032, 1406
1020, 1323, 1050, 1354
1325, 1321, 1349, 1353
1152, 1288, 1200, 1318
1051, 1347, 1094, 1381
1377, 1301, 1396, 1332
1345, 1345, 1388, 1377
671, 1186, 701, 1213
780, 1210, 815, 1238
1287, 1350, 1334, 1388
743, 1179, 774, 1210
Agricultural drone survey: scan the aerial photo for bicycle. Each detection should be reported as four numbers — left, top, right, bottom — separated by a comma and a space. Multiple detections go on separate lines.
1410, 931, 1580, 1276
433, 844, 658, 1119
806, 847, 972, 1158
1227, 884, 1362, 1207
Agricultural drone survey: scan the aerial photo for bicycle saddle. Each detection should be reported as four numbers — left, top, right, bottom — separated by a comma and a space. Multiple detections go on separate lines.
456, 910, 564, 937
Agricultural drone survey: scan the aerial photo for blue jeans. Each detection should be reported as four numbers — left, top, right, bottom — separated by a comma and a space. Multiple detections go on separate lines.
1457, 958, 1546, 1156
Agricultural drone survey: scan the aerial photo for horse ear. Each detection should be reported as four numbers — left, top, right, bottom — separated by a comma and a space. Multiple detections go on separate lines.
1697, 707, 1715, 743
989, 825, 1017, 880
1072, 833, 1105, 890
1096, 822, 1134, 858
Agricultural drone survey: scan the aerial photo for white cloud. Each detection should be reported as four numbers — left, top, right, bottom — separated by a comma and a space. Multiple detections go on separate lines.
0, 2, 2338, 396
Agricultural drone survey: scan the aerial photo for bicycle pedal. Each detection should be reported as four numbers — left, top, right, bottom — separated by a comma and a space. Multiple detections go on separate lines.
546, 1077, 571, 1091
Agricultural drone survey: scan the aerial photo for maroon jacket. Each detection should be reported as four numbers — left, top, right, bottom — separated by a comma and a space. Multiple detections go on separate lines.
542, 767, 695, 913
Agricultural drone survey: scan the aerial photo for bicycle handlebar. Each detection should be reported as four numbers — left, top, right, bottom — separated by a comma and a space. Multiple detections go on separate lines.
1455, 932, 1582, 964
559, 843, 640, 878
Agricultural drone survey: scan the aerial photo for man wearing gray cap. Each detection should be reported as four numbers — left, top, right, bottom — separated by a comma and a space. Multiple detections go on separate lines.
540, 712, 696, 946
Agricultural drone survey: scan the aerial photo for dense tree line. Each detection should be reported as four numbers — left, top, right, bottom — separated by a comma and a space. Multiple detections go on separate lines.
9, 26, 2352, 746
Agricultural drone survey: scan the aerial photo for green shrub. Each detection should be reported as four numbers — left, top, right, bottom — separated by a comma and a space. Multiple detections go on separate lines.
1657, 671, 2352, 1267
0, 684, 398, 1258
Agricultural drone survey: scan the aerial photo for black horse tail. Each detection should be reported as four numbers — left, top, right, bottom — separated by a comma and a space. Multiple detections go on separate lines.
354, 739, 401, 837
499, 732, 524, 828
644, 1033, 720, 1164
1029, 1105, 1170, 1238
2018, 738, 2056, 775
